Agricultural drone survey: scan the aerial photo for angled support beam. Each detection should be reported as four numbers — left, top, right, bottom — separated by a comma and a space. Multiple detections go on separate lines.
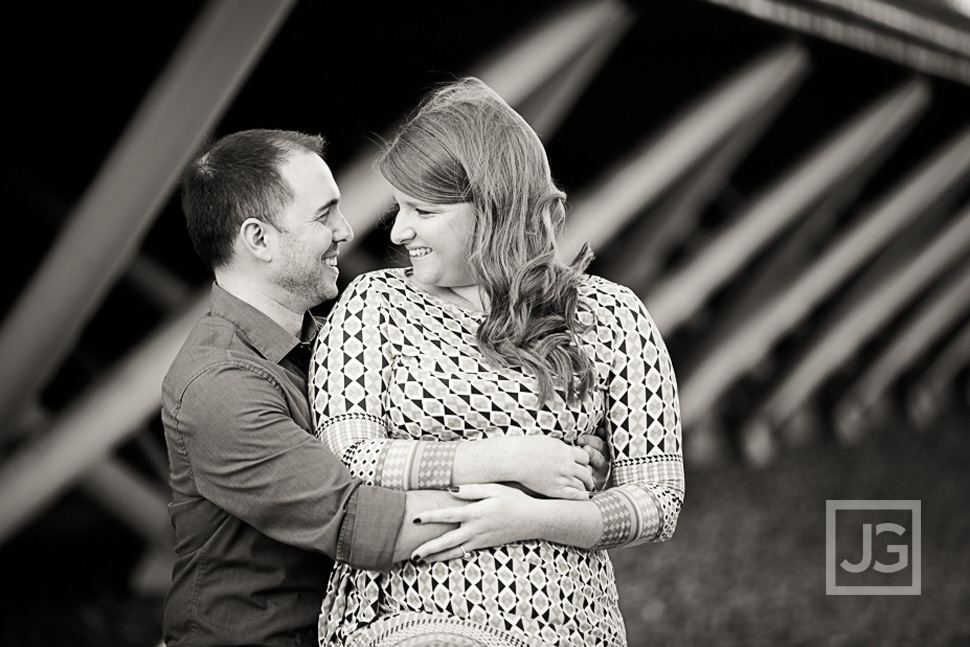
740, 188, 970, 457
79, 456, 174, 551
703, 0, 970, 85
0, 0, 297, 435
335, 0, 633, 251
679, 124, 970, 430
834, 257, 970, 443
512, 2, 636, 137
681, 81, 927, 367
906, 313, 970, 431
558, 42, 811, 262
646, 77, 931, 335
0, 298, 210, 545
605, 50, 808, 291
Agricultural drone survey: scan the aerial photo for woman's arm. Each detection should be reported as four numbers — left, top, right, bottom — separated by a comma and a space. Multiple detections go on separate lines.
410, 285, 683, 561
310, 273, 600, 500
587, 285, 684, 549
408, 484, 603, 562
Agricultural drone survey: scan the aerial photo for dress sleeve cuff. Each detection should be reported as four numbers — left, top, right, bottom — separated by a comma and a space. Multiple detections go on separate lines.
336, 485, 406, 571
378, 440, 458, 490
589, 486, 661, 550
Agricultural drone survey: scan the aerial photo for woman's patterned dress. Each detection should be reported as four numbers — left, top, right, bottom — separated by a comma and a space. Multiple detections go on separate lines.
310, 268, 683, 647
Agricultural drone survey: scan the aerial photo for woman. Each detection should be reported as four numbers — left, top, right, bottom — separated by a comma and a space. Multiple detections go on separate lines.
310, 77, 684, 647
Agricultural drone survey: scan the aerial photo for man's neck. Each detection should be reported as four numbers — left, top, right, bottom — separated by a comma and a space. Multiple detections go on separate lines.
216, 273, 305, 337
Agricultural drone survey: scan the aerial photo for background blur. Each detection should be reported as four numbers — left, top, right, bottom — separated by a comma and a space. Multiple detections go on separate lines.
1, 1, 969, 645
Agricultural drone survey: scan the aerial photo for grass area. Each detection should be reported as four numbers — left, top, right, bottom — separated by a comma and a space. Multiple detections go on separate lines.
612, 404, 970, 647
2, 403, 967, 646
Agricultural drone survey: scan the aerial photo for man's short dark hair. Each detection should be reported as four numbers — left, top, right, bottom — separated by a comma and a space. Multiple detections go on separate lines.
180, 129, 327, 271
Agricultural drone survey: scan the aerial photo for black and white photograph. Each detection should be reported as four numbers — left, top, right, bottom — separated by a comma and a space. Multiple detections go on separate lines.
1, 1, 969, 645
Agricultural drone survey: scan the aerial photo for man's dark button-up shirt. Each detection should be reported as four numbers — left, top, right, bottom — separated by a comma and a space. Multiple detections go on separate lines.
161, 283, 405, 647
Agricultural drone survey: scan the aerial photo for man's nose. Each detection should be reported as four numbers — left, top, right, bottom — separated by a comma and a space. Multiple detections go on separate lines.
333, 208, 354, 243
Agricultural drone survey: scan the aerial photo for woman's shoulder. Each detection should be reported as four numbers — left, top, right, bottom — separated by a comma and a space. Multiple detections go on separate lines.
578, 273, 645, 311
343, 267, 409, 294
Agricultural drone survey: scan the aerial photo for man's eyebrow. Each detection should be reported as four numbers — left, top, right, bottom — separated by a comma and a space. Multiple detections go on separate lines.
317, 198, 339, 214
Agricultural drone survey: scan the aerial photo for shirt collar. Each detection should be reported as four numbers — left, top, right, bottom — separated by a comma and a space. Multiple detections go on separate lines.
208, 283, 319, 364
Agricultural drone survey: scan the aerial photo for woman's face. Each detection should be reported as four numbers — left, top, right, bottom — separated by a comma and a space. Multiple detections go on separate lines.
388, 184, 478, 289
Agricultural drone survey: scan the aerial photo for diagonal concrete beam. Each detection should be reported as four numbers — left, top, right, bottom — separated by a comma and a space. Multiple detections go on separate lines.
646, 77, 931, 335
558, 42, 810, 263
679, 123, 970, 430
0, 0, 297, 436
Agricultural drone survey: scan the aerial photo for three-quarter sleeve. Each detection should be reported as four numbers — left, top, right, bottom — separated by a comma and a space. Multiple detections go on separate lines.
310, 273, 457, 489
590, 285, 684, 550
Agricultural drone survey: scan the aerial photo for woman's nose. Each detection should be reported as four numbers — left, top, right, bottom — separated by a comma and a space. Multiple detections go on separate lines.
390, 211, 414, 245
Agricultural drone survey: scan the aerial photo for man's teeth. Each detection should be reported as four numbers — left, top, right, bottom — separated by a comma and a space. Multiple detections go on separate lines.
409, 248, 431, 257
324, 257, 337, 266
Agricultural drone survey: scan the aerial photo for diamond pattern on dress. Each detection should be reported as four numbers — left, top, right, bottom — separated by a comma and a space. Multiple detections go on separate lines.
311, 269, 683, 646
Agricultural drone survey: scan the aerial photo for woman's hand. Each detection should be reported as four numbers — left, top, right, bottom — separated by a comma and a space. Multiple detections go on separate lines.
410, 483, 602, 562
409, 484, 538, 562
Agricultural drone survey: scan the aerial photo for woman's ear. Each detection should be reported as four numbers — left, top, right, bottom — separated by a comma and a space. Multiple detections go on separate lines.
238, 218, 274, 262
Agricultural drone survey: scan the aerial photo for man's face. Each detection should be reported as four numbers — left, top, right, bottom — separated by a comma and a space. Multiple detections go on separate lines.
271, 152, 353, 308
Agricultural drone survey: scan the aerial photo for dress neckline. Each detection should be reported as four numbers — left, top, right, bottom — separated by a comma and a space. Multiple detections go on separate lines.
402, 269, 486, 317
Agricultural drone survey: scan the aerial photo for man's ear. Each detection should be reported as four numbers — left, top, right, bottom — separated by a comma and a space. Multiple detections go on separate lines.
238, 218, 274, 262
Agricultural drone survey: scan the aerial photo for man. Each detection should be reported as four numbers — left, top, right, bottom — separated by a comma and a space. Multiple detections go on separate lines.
162, 129, 607, 647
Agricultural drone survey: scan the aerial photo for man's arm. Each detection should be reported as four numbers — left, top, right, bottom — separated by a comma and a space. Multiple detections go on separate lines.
167, 363, 405, 571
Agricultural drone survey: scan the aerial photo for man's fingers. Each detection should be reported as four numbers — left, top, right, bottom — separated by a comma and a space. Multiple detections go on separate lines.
572, 446, 590, 466
575, 465, 595, 492
583, 444, 607, 470
577, 433, 606, 451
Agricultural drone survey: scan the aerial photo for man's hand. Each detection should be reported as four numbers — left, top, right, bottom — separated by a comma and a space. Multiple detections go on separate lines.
577, 426, 611, 491
504, 435, 594, 500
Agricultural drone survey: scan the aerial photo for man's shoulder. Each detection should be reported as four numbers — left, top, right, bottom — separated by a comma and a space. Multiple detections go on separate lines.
163, 314, 256, 390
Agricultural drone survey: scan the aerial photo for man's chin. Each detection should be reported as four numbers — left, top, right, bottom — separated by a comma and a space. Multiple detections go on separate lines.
317, 284, 339, 305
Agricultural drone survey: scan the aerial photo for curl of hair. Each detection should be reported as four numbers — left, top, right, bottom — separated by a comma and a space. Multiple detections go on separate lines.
378, 78, 597, 404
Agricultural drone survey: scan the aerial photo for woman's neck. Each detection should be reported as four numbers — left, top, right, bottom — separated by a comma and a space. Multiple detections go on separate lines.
405, 271, 487, 314
447, 284, 487, 313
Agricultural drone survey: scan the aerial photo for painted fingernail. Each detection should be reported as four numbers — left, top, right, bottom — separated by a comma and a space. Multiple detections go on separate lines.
448, 486, 460, 493
412, 517, 422, 524
412, 555, 424, 563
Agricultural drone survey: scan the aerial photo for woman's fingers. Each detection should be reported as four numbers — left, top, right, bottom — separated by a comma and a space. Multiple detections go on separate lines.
413, 505, 469, 526
411, 527, 469, 562
447, 483, 513, 500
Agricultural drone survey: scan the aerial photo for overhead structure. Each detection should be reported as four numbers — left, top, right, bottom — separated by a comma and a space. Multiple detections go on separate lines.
700, 0, 970, 85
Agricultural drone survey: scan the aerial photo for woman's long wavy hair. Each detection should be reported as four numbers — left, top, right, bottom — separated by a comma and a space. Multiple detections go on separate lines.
377, 77, 597, 405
